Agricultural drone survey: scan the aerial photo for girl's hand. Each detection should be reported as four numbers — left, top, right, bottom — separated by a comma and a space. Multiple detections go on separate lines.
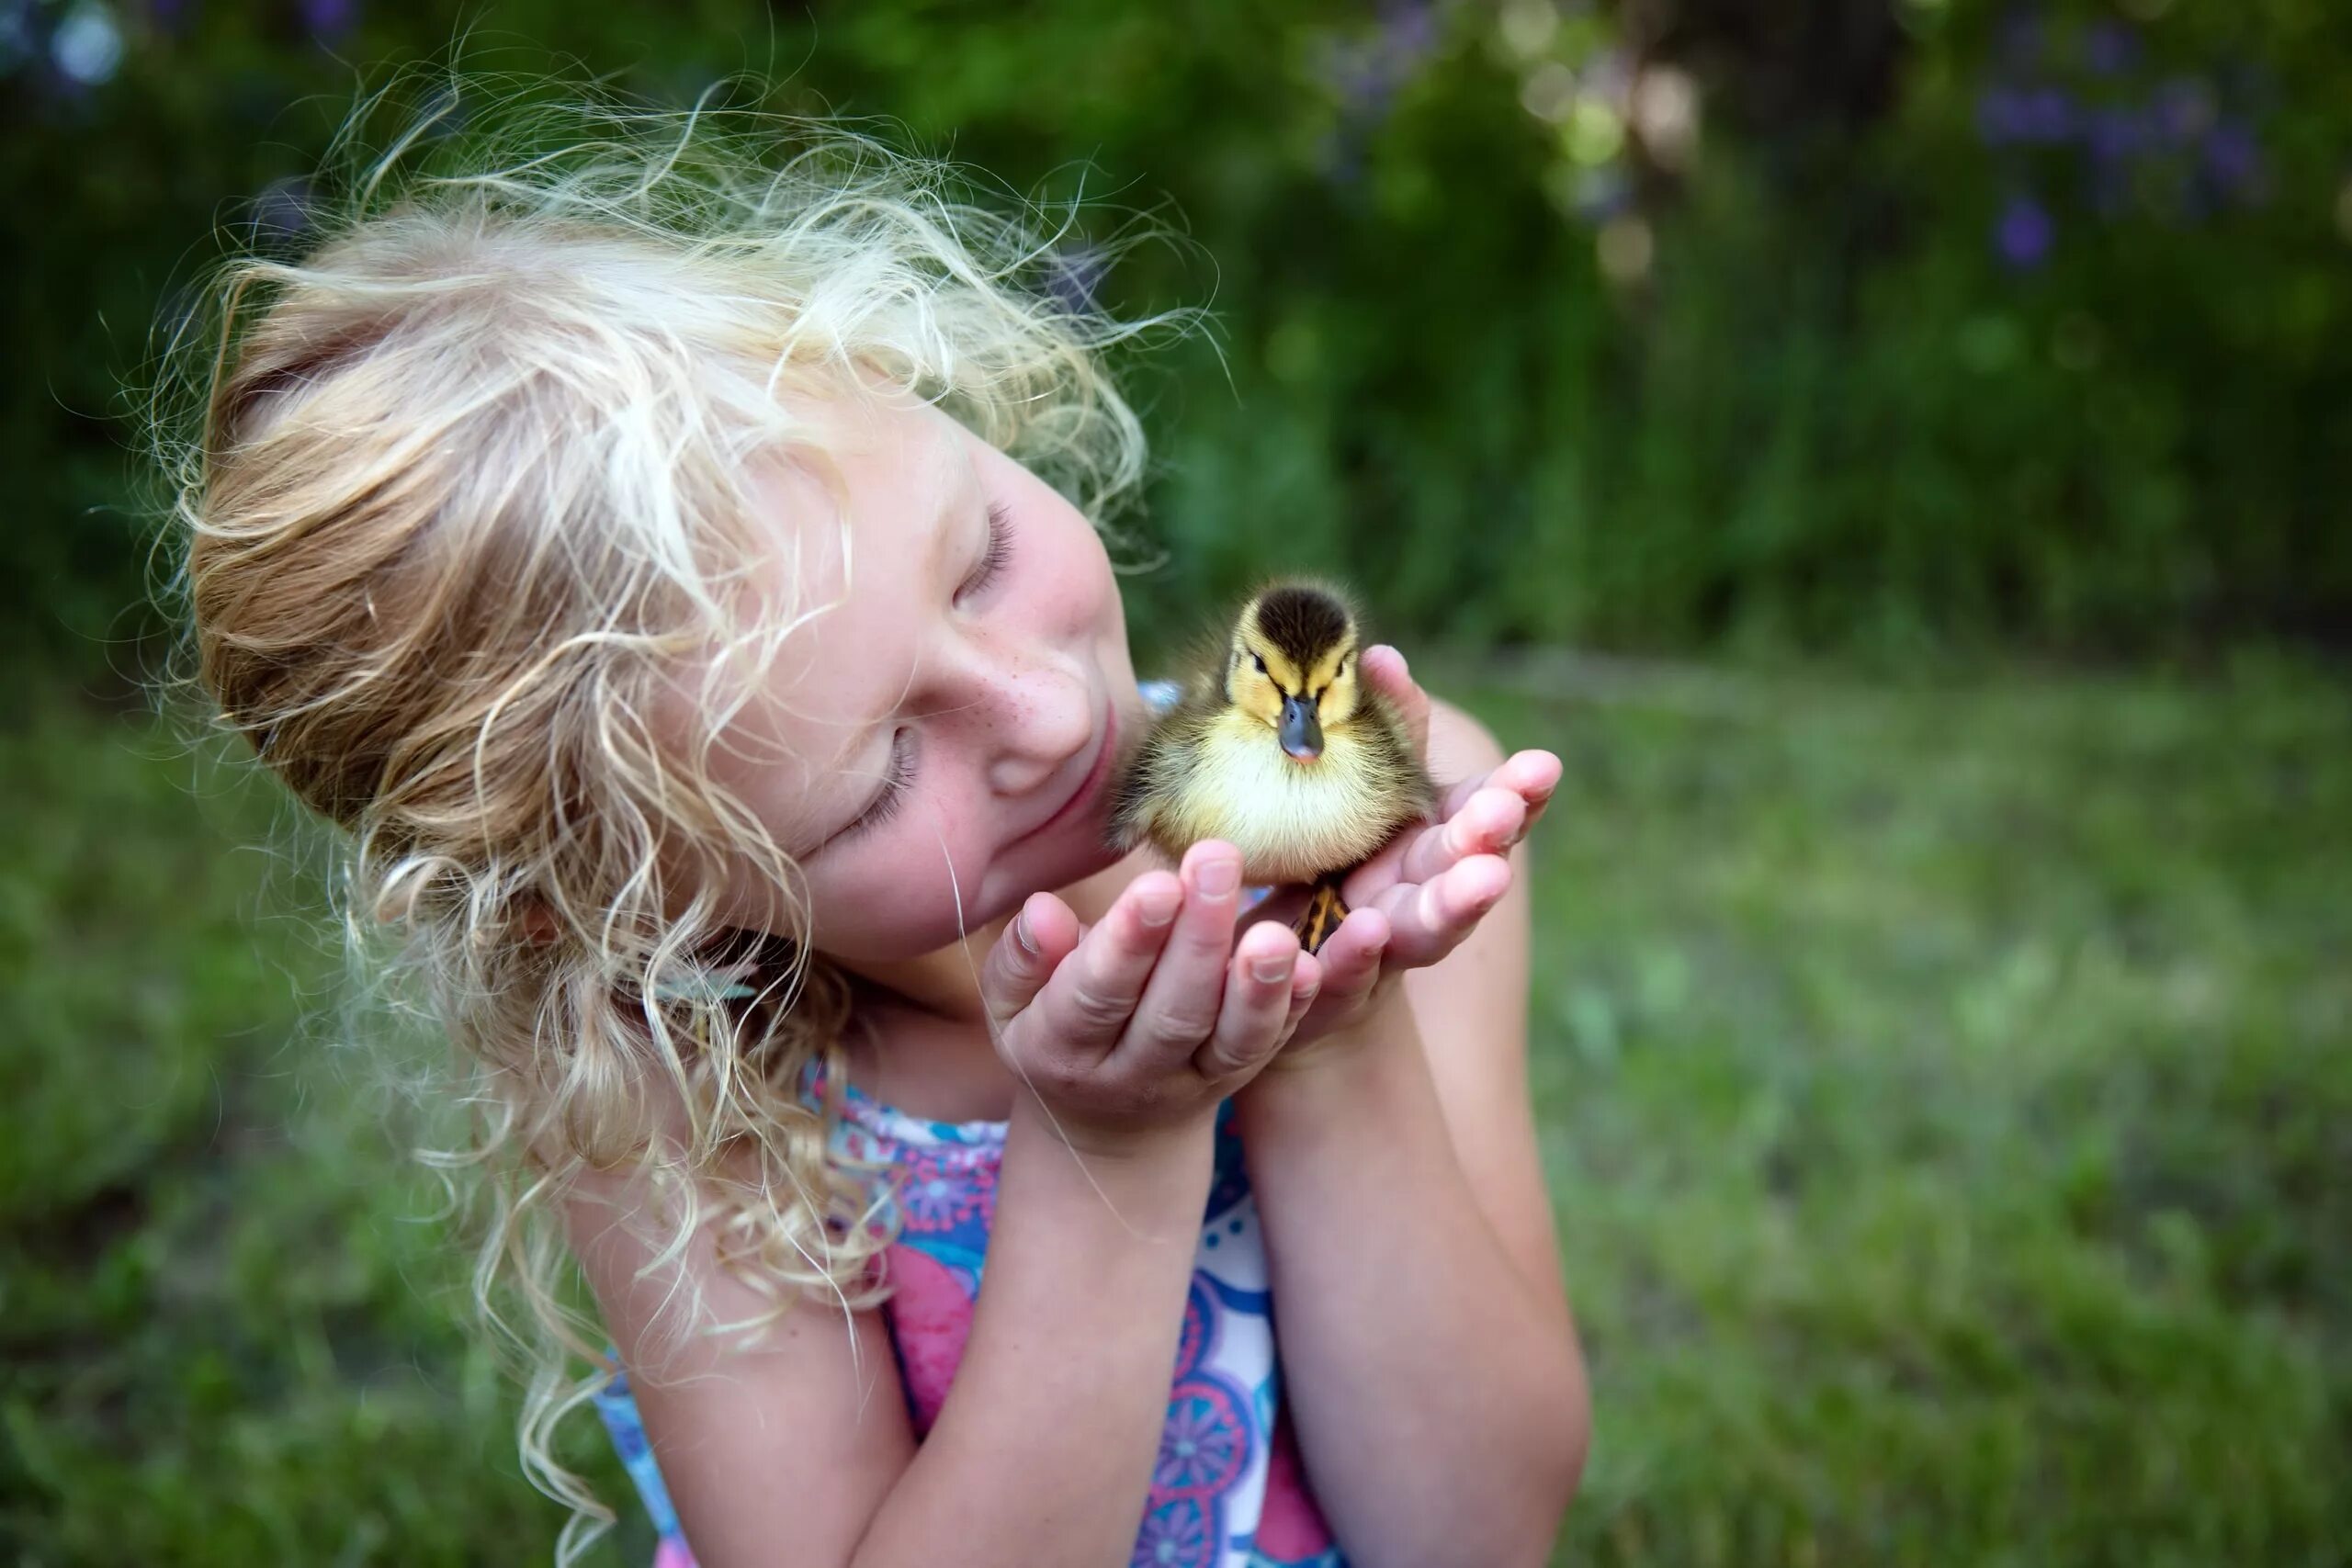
1253, 646, 1560, 1057
979, 840, 1323, 1153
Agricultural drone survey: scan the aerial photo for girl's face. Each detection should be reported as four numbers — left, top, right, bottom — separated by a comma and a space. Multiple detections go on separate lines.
693, 390, 1147, 964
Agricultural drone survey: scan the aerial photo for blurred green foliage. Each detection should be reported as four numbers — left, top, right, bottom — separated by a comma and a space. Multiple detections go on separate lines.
8, 0, 2351, 673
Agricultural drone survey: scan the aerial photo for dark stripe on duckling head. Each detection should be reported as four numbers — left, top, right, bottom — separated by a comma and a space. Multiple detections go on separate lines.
1252, 583, 1354, 669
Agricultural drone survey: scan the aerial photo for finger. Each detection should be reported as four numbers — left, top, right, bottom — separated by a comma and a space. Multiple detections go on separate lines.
1438, 748, 1563, 827
1309, 907, 1391, 1013
1193, 921, 1301, 1080
1277, 952, 1324, 1044
1126, 840, 1247, 1055
980, 893, 1082, 1029
1396, 786, 1528, 887
1036, 870, 1183, 1048
1360, 644, 1431, 759
1380, 853, 1512, 969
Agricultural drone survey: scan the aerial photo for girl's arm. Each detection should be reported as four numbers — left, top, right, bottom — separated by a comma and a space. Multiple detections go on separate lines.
568, 845, 1319, 1568
569, 1103, 1214, 1568
1234, 697, 1589, 1568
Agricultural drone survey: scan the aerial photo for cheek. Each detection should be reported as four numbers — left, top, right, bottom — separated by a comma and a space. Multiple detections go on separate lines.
809, 870, 986, 962
806, 811, 1000, 961
1025, 513, 1121, 628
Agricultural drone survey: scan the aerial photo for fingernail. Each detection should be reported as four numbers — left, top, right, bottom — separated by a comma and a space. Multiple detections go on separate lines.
1014, 908, 1039, 955
1136, 884, 1180, 928
1251, 952, 1294, 985
1195, 858, 1239, 897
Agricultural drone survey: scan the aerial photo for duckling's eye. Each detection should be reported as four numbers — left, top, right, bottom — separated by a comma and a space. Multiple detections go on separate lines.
955, 502, 1014, 605
1250, 652, 1269, 676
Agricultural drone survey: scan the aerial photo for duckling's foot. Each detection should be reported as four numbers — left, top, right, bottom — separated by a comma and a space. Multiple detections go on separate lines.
1295, 878, 1349, 955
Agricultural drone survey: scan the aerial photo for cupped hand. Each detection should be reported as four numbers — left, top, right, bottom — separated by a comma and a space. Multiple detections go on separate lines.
979, 840, 1324, 1152
1247, 645, 1559, 1055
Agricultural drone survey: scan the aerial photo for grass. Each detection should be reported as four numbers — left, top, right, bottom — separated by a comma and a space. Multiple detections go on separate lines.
3, 655, 2346, 1565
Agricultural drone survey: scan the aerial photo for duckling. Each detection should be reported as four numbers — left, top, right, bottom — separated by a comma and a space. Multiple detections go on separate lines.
1110, 581, 1436, 952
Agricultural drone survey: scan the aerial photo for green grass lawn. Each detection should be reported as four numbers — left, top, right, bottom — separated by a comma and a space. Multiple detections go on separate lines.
4, 656, 2346, 1565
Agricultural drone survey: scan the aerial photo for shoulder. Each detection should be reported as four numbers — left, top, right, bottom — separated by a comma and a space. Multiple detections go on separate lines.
561, 1148, 916, 1563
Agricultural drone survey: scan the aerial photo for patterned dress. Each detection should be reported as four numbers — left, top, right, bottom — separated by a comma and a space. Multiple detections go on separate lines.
593, 1086, 1344, 1568
592, 684, 1347, 1568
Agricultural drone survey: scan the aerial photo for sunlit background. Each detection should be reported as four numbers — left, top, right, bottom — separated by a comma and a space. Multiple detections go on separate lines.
6, 3, 2347, 1563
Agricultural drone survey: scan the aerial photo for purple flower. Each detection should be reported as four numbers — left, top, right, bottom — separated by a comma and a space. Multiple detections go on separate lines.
2021, 85, 2075, 142
2083, 20, 2139, 77
1377, 0, 1437, 65
1044, 245, 1105, 316
0, 0, 40, 70
1570, 165, 1635, 225
300, 0, 357, 43
2084, 106, 2148, 164
2152, 75, 2214, 143
1995, 193, 2054, 269
1978, 84, 2072, 146
1976, 85, 2030, 146
1130, 1497, 1214, 1568
1153, 1384, 1248, 1495
1316, 2, 1440, 127
2202, 118, 2264, 202
248, 175, 313, 239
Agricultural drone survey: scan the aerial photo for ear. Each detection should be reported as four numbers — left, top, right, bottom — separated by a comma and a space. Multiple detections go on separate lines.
516, 893, 563, 945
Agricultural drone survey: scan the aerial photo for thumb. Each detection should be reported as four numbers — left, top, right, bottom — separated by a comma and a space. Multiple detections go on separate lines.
980, 893, 1080, 1027
1361, 644, 1430, 760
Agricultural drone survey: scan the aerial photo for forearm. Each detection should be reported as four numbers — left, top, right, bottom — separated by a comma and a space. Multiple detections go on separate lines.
850, 1100, 1210, 1568
1236, 1004, 1589, 1568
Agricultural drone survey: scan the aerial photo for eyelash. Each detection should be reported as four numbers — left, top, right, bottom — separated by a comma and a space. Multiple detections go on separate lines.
957, 502, 1014, 604
846, 732, 914, 840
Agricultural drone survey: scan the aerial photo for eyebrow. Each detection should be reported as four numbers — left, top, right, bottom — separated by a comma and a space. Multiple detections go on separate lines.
802, 458, 971, 857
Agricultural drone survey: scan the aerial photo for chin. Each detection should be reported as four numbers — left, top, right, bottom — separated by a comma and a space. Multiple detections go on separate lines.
986, 810, 1124, 913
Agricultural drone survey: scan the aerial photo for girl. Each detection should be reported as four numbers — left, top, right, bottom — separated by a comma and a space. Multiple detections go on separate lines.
157, 87, 1588, 1568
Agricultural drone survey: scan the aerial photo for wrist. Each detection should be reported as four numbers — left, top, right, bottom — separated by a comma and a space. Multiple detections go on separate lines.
1238, 997, 1427, 1134
1005, 1090, 1219, 1174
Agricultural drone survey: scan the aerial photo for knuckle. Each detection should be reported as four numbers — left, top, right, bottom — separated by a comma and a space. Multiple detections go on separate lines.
1155, 999, 1223, 1046
1202, 1030, 1276, 1082
1042, 1056, 1096, 1100
1193, 1041, 1247, 1081
1062, 979, 1134, 1035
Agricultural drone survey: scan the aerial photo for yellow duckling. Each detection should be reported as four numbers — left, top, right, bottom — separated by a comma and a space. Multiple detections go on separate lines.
1110, 581, 1437, 951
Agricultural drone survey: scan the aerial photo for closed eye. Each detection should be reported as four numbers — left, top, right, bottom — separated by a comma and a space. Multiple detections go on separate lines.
955, 502, 1013, 605
830, 730, 913, 847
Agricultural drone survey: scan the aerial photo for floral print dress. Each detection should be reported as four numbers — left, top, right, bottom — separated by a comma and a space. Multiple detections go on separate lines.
593, 1083, 1345, 1568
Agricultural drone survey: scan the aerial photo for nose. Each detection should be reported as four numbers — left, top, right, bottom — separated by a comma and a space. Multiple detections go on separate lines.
937, 632, 1095, 800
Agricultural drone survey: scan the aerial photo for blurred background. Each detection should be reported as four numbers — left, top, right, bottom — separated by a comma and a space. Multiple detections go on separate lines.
5, 2, 2347, 1563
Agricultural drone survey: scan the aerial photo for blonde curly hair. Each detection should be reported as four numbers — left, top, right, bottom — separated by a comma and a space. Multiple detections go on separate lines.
141, 70, 1176, 1561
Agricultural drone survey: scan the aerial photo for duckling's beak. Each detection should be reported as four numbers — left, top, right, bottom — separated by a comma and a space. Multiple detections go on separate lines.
1278, 693, 1323, 761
